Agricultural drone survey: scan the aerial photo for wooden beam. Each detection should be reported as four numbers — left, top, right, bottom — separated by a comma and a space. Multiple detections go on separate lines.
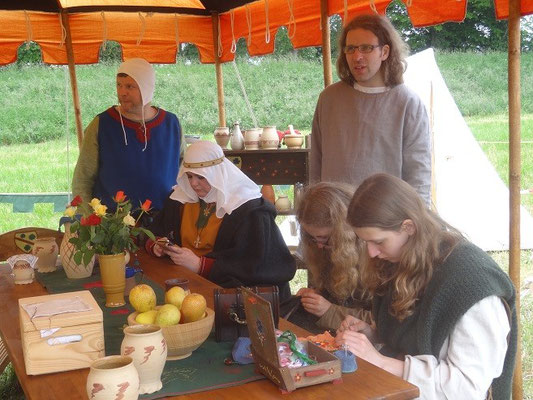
508, 0, 522, 399
320, 0, 333, 87
212, 12, 226, 127
61, 12, 84, 149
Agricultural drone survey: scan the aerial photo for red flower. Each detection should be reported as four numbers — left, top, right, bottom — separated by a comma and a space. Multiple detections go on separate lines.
114, 191, 127, 203
71, 195, 83, 207
141, 199, 152, 212
80, 214, 102, 226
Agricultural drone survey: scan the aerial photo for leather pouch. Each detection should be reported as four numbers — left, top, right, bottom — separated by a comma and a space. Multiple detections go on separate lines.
214, 286, 279, 342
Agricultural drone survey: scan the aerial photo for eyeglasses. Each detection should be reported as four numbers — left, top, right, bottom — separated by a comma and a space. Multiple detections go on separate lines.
343, 44, 381, 54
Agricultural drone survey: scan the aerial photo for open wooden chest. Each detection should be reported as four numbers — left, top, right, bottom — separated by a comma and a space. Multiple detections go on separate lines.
241, 287, 342, 393
18, 290, 105, 375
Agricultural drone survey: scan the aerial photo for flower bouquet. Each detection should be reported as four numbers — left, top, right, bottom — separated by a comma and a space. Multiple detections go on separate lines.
64, 191, 155, 306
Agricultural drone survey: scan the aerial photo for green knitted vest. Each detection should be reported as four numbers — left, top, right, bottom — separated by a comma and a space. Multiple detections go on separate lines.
373, 242, 516, 400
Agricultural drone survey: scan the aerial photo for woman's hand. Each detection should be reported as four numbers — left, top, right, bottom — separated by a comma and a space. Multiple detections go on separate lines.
337, 315, 376, 341
152, 238, 168, 257
296, 288, 331, 317
162, 245, 201, 273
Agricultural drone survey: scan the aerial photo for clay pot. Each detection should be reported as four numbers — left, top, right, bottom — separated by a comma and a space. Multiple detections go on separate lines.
32, 237, 58, 273
60, 222, 95, 279
244, 128, 262, 150
214, 126, 230, 148
260, 126, 279, 149
86, 355, 139, 400
121, 325, 167, 395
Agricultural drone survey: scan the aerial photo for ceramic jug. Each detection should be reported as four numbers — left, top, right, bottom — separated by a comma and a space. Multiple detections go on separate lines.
275, 194, 291, 212
261, 126, 279, 149
32, 237, 58, 273
86, 355, 139, 400
230, 121, 245, 150
121, 325, 167, 395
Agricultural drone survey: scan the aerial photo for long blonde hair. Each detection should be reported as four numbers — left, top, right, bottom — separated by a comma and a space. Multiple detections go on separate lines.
347, 174, 463, 320
297, 182, 364, 302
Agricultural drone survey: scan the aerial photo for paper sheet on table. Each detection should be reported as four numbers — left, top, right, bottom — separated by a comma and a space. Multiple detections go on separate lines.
22, 296, 92, 319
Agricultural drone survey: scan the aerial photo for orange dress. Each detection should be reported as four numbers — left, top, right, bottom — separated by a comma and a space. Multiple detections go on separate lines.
180, 202, 222, 257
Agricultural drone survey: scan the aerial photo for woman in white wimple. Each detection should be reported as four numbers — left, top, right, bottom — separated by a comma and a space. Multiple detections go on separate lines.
146, 140, 296, 302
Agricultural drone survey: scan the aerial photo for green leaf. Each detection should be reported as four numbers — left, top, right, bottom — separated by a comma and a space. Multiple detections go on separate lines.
83, 250, 95, 266
73, 251, 83, 265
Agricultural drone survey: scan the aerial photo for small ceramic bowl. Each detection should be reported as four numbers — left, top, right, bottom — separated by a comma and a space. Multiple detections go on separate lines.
283, 134, 304, 149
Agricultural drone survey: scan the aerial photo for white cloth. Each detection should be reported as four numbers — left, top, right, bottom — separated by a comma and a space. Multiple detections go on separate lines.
403, 295, 510, 399
117, 58, 155, 106
22, 296, 92, 319
170, 140, 261, 218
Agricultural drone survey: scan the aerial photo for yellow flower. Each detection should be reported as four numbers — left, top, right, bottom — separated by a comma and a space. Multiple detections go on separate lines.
94, 204, 108, 217
64, 206, 76, 217
90, 198, 102, 209
123, 214, 136, 227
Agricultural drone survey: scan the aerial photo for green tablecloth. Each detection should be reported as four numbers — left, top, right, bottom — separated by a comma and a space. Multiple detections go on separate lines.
36, 266, 264, 399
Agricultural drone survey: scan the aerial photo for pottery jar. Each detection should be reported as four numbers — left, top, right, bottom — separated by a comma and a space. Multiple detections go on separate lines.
244, 128, 262, 150
12, 260, 35, 284
214, 126, 230, 148
260, 126, 279, 149
60, 222, 95, 279
32, 237, 58, 273
121, 325, 167, 395
275, 194, 291, 212
86, 355, 139, 400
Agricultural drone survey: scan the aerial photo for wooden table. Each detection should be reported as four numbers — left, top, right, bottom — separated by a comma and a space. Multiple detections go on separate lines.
0, 252, 419, 400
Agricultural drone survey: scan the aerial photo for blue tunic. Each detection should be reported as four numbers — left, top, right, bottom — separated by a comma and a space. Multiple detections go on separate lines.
93, 107, 181, 211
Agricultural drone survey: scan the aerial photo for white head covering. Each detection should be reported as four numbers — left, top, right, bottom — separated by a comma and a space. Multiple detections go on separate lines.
170, 141, 262, 218
116, 58, 155, 151
117, 58, 155, 106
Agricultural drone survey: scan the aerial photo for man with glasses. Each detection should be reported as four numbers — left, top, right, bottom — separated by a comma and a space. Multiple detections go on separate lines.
310, 14, 431, 205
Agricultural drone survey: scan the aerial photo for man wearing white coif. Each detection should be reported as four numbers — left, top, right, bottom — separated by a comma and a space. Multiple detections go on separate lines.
72, 58, 184, 214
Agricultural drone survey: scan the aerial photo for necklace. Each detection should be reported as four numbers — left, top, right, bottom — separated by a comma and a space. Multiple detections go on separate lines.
194, 201, 216, 248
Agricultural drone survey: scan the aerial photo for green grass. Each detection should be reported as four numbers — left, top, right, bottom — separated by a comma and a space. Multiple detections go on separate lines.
1, 51, 533, 397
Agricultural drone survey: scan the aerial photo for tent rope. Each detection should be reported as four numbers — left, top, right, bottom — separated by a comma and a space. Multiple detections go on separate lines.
58, 14, 66, 48
230, 10, 237, 53
369, 0, 378, 14
217, 14, 223, 57
287, 0, 296, 39
406, 0, 413, 7
343, 0, 348, 26
245, 5, 252, 46
264, 0, 271, 44
24, 11, 33, 49
64, 67, 71, 202
137, 12, 146, 46
101, 12, 108, 51
232, 60, 258, 128
174, 14, 180, 52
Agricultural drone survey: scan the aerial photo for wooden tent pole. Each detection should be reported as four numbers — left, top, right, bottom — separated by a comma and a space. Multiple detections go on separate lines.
320, 0, 333, 87
212, 12, 226, 127
508, 0, 522, 398
61, 12, 84, 149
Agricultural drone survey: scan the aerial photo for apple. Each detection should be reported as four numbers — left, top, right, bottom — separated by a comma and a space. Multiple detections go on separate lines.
165, 286, 187, 309
155, 304, 181, 327
129, 284, 156, 313
180, 293, 207, 323
135, 309, 158, 325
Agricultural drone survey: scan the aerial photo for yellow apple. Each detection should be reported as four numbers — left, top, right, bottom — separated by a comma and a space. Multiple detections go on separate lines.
180, 293, 207, 323
135, 309, 158, 325
165, 286, 187, 309
129, 284, 156, 313
155, 304, 181, 327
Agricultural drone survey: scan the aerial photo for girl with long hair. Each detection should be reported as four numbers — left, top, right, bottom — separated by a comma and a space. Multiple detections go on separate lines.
336, 173, 516, 399
287, 182, 371, 333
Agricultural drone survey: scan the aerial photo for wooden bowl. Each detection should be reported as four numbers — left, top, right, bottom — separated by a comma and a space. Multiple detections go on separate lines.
128, 307, 215, 360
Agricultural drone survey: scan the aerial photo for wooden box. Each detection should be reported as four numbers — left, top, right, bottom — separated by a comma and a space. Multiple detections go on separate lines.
241, 287, 342, 393
19, 290, 105, 375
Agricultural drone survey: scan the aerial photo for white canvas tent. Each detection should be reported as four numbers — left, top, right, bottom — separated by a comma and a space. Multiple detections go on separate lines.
404, 48, 533, 251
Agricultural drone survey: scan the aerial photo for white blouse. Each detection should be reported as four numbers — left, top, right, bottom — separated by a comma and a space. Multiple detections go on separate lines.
403, 295, 510, 399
